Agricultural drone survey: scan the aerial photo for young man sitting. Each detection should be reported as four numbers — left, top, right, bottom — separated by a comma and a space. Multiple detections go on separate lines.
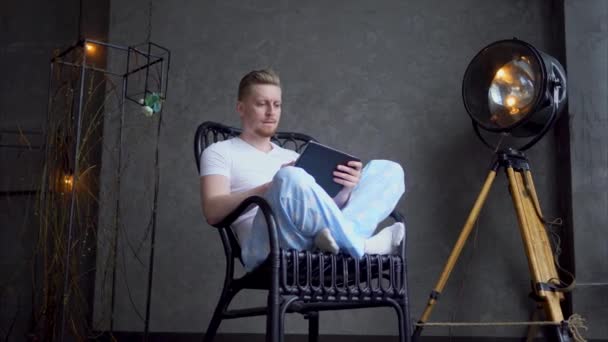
199, 69, 406, 271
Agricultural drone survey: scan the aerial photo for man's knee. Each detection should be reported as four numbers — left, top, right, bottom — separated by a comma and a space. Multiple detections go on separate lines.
366, 160, 406, 192
368, 160, 405, 179
274, 166, 315, 187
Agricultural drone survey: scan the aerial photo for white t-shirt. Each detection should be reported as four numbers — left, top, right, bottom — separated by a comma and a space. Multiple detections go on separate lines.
199, 137, 300, 245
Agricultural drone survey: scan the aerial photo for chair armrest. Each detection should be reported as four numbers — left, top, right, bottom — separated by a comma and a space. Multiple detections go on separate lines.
212, 195, 280, 255
215, 196, 282, 297
389, 209, 408, 261
389, 210, 405, 224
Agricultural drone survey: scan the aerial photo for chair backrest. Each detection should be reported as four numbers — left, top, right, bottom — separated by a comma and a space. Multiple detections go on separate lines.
194, 121, 315, 262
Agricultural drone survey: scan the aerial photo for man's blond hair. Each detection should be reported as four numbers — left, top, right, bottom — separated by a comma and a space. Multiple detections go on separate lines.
238, 69, 281, 101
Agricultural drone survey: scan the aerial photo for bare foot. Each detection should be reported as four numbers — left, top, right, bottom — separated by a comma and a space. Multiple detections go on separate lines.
314, 228, 339, 254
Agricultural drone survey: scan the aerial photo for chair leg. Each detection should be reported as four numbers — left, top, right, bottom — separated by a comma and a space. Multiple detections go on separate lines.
307, 312, 319, 342
266, 293, 280, 342
278, 303, 286, 342
203, 289, 235, 342
274, 297, 299, 342
403, 302, 412, 342
391, 302, 406, 342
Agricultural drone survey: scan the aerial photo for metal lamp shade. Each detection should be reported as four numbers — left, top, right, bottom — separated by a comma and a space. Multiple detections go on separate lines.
462, 39, 566, 138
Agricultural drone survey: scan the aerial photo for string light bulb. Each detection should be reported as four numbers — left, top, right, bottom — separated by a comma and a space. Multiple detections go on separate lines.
62, 174, 74, 192
85, 42, 96, 55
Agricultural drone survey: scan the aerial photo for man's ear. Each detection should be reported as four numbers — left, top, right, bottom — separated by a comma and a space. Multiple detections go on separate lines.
236, 101, 244, 117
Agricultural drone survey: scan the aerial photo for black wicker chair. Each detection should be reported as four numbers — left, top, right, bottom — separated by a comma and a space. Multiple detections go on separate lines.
195, 121, 411, 342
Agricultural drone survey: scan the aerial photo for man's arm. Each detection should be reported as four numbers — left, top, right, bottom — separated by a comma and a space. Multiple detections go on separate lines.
200, 175, 270, 225
333, 187, 352, 209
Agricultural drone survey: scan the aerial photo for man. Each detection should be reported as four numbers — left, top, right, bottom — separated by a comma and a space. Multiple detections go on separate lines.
200, 69, 405, 271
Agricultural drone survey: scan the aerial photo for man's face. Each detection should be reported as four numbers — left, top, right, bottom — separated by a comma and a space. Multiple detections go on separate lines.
237, 84, 282, 138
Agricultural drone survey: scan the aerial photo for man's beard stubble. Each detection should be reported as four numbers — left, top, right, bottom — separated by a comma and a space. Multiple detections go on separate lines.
255, 125, 277, 138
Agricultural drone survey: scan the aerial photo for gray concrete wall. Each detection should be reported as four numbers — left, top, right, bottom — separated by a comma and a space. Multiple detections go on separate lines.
564, 0, 608, 339
6, 0, 607, 340
94, 0, 578, 338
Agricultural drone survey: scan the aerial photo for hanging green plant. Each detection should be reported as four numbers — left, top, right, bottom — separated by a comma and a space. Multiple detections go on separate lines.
139, 92, 163, 117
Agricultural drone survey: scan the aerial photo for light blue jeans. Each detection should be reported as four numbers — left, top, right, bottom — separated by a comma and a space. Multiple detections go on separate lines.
241, 160, 405, 271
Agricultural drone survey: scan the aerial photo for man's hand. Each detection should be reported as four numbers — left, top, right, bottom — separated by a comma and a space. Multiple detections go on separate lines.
333, 161, 362, 189
281, 160, 296, 168
332, 160, 363, 208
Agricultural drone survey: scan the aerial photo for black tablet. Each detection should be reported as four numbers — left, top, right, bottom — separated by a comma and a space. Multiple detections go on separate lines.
294, 141, 361, 197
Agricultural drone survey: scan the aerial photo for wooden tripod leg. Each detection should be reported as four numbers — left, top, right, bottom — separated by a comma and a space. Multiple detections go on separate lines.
523, 170, 566, 305
413, 170, 498, 339
506, 167, 564, 323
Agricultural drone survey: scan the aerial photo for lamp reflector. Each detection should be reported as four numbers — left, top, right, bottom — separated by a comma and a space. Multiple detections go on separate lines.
488, 57, 537, 127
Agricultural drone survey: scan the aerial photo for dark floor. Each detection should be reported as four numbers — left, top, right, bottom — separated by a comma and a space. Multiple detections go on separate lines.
94, 332, 605, 342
